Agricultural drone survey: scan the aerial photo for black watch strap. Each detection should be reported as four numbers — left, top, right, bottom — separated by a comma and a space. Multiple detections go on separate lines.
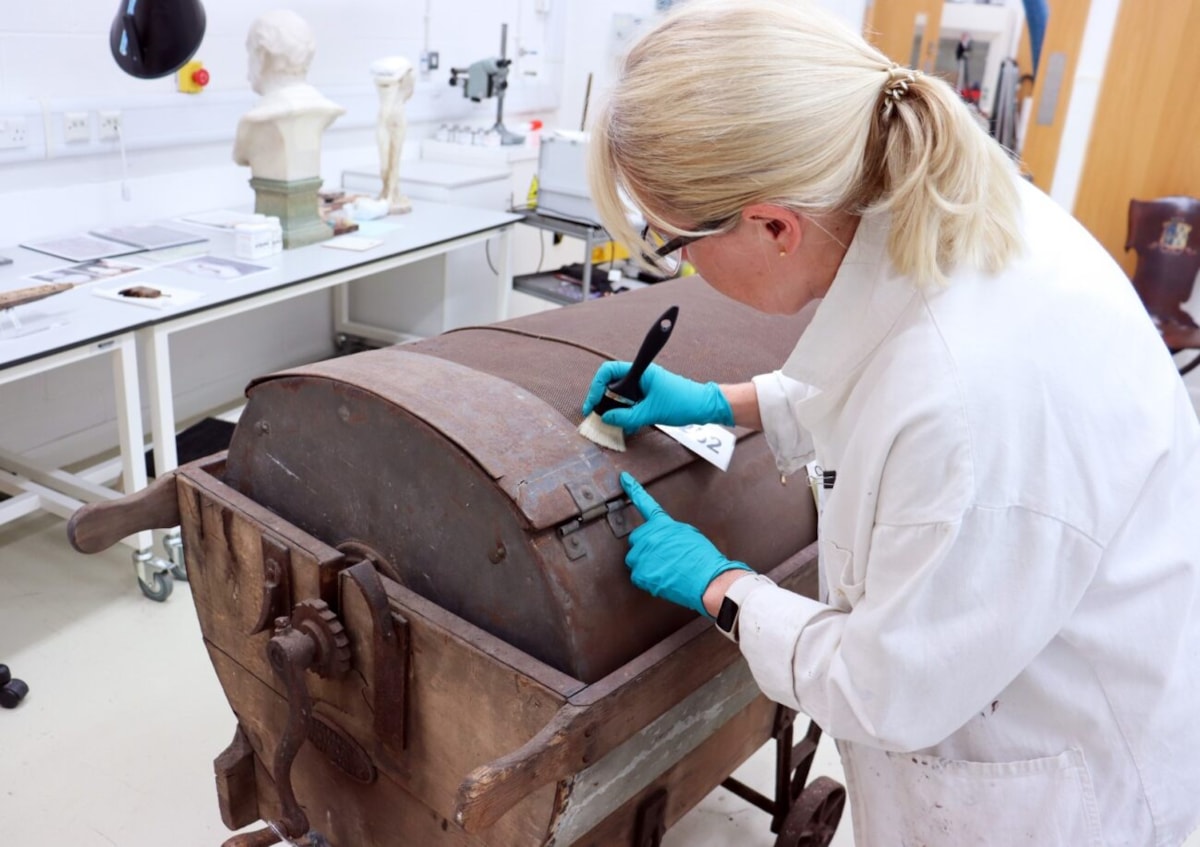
713, 574, 774, 643
716, 595, 739, 635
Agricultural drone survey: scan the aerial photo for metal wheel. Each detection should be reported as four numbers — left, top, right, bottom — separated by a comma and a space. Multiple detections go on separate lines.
773, 776, 846, 847
138, 569, 174, 602
164, 533, 187, 582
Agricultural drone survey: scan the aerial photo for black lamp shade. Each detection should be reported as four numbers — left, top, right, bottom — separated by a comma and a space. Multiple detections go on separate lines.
110, 0, 207, 80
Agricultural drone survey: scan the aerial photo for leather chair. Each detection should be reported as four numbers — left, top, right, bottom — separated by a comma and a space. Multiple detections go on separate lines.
1126, 196, 1200, 375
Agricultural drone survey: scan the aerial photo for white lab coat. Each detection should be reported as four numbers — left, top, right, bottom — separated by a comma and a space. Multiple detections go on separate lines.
745, 178, 1200, 846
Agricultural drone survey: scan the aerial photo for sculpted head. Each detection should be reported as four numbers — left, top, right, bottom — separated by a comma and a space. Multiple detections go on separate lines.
371, 56, 415, 97
246, 10, 317, 94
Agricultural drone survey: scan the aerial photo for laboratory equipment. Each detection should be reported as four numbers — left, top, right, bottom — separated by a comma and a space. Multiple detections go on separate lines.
449, 24, 523, 146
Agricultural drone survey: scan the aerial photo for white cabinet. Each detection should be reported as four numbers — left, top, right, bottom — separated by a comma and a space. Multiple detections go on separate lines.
340, 160, 514, 336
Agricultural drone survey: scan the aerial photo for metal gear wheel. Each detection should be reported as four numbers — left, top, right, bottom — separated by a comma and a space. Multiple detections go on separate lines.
290, 599, 352, 679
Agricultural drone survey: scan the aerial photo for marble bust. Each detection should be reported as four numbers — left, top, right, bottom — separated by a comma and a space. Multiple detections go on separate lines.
371, 56, 416, 214
233, 10, 345, 183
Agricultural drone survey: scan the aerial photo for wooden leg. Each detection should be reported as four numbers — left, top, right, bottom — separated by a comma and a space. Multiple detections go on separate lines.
633, 788, 668, 847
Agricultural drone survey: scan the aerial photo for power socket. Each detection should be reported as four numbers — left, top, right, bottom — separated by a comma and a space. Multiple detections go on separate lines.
0, 117, 29, 149
98, 110, 122, 141
64, 111, 91, 143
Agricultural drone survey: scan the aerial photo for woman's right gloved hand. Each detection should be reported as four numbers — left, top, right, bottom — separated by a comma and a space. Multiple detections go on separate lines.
581, 362, 734, 434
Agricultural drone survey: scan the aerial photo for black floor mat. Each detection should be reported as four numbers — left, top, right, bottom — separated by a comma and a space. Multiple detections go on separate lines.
145, 417, 236, 478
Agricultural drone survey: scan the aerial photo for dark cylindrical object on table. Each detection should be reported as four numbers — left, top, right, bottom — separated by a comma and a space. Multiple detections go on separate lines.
0, 679, 29, 709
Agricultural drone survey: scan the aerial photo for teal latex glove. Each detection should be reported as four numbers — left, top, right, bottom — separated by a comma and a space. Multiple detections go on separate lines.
581, 362, 734, 435
620, 472, 753, 616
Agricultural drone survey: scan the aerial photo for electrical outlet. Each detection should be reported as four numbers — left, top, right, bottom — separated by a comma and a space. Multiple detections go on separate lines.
64, 111, 91, 143
98, 110, 122, 141
0, 117, 29, 150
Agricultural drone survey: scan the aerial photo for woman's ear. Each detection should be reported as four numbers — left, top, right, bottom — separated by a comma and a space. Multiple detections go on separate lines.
744, 204, 804, 254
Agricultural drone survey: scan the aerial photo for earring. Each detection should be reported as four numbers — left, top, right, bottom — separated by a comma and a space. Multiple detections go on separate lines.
779, 250, 787, 257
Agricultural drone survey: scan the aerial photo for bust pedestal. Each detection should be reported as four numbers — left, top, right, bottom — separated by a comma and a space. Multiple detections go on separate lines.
249, 176, 330, 249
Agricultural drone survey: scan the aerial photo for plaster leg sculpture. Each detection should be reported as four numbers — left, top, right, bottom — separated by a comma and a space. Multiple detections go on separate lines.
233, 10, 345, 249
371, 56, 417, 215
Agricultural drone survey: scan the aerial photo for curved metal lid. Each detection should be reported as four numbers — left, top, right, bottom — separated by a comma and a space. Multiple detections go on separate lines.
245, 279, 812, 530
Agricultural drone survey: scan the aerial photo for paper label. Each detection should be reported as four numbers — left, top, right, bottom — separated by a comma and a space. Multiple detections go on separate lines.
655, 423, 736, 471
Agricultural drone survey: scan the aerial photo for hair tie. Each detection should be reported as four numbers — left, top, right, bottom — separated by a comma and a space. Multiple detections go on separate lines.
880, 64, 919, 120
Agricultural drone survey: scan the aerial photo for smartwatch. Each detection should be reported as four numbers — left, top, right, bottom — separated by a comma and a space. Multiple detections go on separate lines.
714, 574, 775, 643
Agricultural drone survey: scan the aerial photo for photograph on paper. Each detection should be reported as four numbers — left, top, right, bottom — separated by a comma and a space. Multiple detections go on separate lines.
25, 258, 145, 286
164, 255, 271, 281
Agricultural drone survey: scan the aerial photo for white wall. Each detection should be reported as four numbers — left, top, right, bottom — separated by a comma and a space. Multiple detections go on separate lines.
559, 0, 867, 134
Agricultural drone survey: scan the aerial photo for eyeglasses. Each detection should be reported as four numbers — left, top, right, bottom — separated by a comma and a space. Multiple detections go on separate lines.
640, 217, 733, 276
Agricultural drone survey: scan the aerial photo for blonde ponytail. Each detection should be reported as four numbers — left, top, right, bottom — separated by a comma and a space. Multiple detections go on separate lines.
589, 0, 1024, 289
873, 68, 1022, 285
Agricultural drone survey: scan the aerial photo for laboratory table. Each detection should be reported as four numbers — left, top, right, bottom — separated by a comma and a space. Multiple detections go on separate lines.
0, 199, 518, 599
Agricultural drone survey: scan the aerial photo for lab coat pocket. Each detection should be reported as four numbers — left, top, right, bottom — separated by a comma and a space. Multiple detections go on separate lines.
845, 744, 1103, 847
819, 539, 862, 612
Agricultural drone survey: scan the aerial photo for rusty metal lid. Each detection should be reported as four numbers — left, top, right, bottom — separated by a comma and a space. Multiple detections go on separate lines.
245, 279, 812, 530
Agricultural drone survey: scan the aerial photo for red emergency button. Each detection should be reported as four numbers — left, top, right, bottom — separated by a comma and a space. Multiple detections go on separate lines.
192, 67, 210, 87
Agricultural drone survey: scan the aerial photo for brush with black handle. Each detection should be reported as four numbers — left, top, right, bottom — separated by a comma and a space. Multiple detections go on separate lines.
578, 305, 679, 451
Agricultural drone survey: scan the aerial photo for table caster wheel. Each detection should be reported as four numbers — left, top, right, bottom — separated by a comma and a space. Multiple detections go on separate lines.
163, 533, 187, 582
139, 569, 174, 602
774, 776, 846, 847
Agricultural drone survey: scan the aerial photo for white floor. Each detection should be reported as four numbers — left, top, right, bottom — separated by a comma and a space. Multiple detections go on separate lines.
0, 513, 853, 847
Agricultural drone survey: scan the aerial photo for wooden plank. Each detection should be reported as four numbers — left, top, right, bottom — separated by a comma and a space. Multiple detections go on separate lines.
214, 725, 260, 830
180, 465, 344, 605
379, 578, 585, 699
548, 659, 762, 844
568, 695, 780, 846
66, 470, 179, 554
207, 648, 561, 847
370, 584, 568, 836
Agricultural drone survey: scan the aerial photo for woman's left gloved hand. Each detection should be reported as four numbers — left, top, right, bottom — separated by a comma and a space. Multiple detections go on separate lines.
620, 472, 753, 616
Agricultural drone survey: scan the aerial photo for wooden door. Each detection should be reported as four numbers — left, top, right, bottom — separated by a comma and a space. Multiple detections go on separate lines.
866, 0, 944, 72
1018, 0, 1092, 192
1072, 0, 1200, 274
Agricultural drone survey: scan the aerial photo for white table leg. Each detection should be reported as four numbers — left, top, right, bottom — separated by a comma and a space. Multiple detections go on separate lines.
110, 334, 154, 555
142, 326, 178, 478
332, 282, 352, 337
495, 225, 513, 321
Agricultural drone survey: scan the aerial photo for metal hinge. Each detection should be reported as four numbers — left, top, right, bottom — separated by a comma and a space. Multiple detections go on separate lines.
558, 481, 633, 560
558, 498, 631, 536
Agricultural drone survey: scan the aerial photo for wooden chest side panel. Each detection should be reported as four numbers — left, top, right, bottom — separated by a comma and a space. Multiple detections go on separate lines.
179, 469, 571, 842
210, 649, 561, 847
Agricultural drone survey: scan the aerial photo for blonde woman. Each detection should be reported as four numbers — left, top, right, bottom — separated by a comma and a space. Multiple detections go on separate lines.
581, 1, 1200, 844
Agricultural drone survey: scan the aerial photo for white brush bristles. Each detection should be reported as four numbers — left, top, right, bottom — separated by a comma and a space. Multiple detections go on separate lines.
578, 412, 626, 452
